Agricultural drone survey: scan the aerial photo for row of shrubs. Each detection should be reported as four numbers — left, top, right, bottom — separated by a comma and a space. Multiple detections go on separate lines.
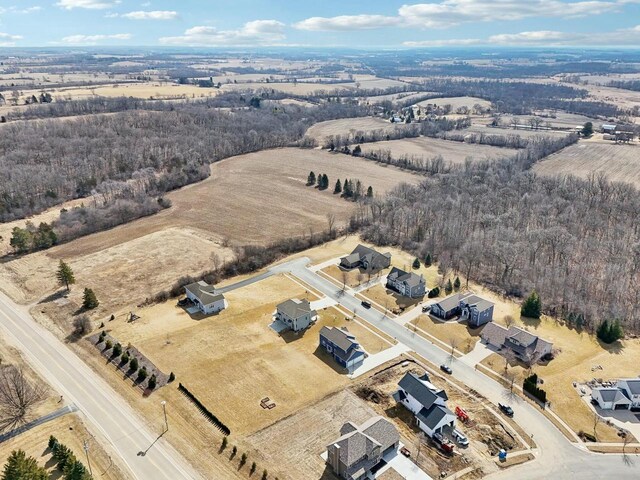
523, 373, 548, 404
178, 383, 230, 435
48, 436, 91, 480
220, 437, 275, 480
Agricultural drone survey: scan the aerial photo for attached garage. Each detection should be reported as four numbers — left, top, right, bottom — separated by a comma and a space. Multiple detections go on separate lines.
591, 387, 631, 410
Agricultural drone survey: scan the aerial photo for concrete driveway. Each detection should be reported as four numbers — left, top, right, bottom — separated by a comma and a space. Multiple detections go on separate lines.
460, 341, 497, 367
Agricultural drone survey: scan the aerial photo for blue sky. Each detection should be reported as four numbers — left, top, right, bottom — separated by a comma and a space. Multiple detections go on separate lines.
1, 0, 640, 48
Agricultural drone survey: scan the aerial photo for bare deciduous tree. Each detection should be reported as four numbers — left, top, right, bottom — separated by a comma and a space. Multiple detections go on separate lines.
0, 367, 48, 432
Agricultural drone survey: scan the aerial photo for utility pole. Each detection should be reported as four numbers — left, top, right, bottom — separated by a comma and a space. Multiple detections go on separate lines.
161, 400, 168, 433
83, 440, 93, 478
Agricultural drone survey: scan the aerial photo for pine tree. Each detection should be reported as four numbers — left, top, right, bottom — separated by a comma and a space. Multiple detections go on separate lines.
316, 173, 323, 187
521, 291, 542, 319
444, 279, 453, 294
307, 171, 316, 186
63, 460, 91, 480
353, 145, 362, 156
424, 254, 432, 267
366, 186, 373, 198
412, 258, 421, 269
453, 276, 461, 291
334, 179, 342, 194
2, 450, 48, 480
82, 288, 99, 309
56, 260, 76, 291
321, 174, 329, 190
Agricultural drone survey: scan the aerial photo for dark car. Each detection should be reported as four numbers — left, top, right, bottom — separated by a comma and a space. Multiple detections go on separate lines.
361, 300, 372, 309
421, 305, 430, 313
400, 446, 411, 458
498, 403, 514, 417
440, 364, 453, 374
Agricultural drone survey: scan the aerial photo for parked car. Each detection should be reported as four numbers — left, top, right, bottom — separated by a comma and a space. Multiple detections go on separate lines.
361, 300, 372, 309
440, 364, 453, 375
452, 429, 469, 446
421, 305, 430, 312
400, 446, 411, 457
498, 403, 514, 417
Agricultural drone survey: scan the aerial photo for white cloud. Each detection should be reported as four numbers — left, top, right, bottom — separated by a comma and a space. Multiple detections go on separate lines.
118, 10, 179, 20
159, 20, 286, 46
56, 0, 120, 10
293, 0, 639, 31
0, 32, 23, 46
60, 33, 132, 44
404, 25, 640, 46
293, 15, 400, 31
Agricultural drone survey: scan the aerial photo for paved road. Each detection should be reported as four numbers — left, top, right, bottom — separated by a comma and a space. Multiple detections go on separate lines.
0, 290, 201, 480
216, 270, 275, 294
282, 258, 640, 479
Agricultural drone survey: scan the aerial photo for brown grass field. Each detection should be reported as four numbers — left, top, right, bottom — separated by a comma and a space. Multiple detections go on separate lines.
0, 148, 418, 309
416, 96, 491, 111
357, 137, 518, 164
411, 315, 481, 354
305, 116, 411, 142
534, 141, 640, 188
465, 125, 569, 139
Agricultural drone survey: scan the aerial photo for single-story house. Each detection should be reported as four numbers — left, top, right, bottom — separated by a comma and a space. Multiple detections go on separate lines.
459, 294, 495, 327
591, 387, 632, 410
319, 327, 366, 373
618, 379, 640, 409
275, 298, 317, 332
184, 281, 227, 315
393, 372, 456, 438
386, 267, 426, 298
601, 123, 617, 134
340, 244, 391, 272
481, 323, 553, 365
326, 416, 399, 480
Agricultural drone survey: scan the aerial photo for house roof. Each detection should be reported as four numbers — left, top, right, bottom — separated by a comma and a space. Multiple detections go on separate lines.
416, 404, 455, 430
184, 281, 225, 306
397, 372, 440, 409
482, 324, 553, 359
329, 416, 399, 468
620, 379, 640, 395
593, 388, 631, 404
508, 328, 538, 347
480, 322, 509, 346
341, 244, 391, 270
461, 294, 494, 312
387, 267, 424, 288
320, 326, 359, 352
434, 293, 466, 313
276, 298, 315, 319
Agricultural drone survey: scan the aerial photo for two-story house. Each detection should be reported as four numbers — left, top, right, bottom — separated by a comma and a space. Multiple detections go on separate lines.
184, 281, 228, 315
340, 244, 391, 272
481, 323, 553, 366
386, 267, 426, 298
393, 372, 456, 438
275, 298, 317, 332
319, 327, 366, 373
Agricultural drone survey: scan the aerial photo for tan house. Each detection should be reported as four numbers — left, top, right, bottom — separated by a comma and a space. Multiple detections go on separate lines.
275, 298, 317, 332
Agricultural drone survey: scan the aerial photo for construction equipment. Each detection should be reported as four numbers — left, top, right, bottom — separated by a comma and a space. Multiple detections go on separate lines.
455, 406, 469, 422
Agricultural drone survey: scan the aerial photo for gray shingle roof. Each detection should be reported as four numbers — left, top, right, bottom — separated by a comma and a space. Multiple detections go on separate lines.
184, 281, 225, 305
387, 267, 424, 288
480, 322, 509, 346
341, 244, 391, 270
434, 293, 465, 313
597, 388, 630, 404
621, 379, 640, 395
329, 416, 398, 469
462, 294, 494, 312
320, 326, 358, 352
276, 298, 315, 319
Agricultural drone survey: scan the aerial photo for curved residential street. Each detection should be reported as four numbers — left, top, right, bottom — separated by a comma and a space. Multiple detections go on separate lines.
0, 290, 202, 480
272, 257, 640, 479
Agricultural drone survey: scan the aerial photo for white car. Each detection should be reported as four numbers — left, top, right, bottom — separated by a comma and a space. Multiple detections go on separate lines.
452, 429, 469, 446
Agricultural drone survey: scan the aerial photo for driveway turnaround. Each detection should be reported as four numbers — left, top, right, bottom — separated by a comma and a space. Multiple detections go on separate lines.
0, 291, 201, 480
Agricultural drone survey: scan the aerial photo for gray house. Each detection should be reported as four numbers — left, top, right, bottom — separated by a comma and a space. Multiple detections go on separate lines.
340, 244, 391, 272
386, 267, 426, 298
481, 323, 553, 365
319, 327, 366, 373
430, 293, 465, 320
326, 416, 399, 480
275, 298, 317, 332
184, 281, 228, 315
430, 292, 493, 326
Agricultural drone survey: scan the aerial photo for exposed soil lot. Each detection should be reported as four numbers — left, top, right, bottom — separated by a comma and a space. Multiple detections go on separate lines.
305, 116, 411, 143
465, 125, 569, 139
534, 141, 640, 188
357, 137, 518, 164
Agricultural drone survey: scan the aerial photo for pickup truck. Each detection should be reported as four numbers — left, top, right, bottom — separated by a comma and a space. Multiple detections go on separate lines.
498, 403, 514, 417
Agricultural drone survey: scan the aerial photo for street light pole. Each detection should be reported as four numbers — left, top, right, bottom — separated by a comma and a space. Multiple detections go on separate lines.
83, 440, 93, 478
161, 400, 168, 433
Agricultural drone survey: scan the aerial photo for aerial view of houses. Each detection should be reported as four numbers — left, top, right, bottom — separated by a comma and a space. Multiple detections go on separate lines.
319, 326, 367, 373
183, 280, 228, 315
340, 244, 392, 272
274, 298, 318, 332
386, 267, 426, 299
481, 323, 553, 365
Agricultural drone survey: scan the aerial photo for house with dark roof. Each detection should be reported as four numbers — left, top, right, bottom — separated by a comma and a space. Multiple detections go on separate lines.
184, 281, 227, 315
393, 372, 456, 438
481, 323, 553, 365
326, 416, 399, 480
430, 292, 494, 326
275, 298, 317, 332
340, 244, 391, 272
430, 293, 466, 320
319, 327, 366, 373
386, 267, 426, 298
591, 387, 632, 410
617, 379, 640, 409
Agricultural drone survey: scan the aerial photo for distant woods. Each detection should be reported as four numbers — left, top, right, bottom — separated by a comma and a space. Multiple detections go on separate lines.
0, 99, 368, 222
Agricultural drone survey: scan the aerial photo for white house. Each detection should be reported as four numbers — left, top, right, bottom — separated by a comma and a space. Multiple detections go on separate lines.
184, 281, 228, 315
591, 387, 632, 410
617, 379, 640, 408
393, 372, 456, 437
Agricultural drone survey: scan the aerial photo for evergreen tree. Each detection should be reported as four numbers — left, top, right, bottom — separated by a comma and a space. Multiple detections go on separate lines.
453, 276, 461, 291
354, 180, 363, 199
334, 179, 342, 194
412, 258, 421, 269
63, 459, 91, 480
316, 173, 323, 187
82, 288, 99, 309
521, 291, 542, 319
56, 260, 76, 291
9, 227, 32, 254
321, 174, 329, 190
424, 254, 432, 267
444, 279, 453, 294
2, 450, 48, 480
353, 145, 362, 156
582, 122, 593, 137
307, 171, 316, 186
366, 186, 373, 198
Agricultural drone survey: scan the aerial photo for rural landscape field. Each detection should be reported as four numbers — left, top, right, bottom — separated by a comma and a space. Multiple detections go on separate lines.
1, 4, 640, 480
